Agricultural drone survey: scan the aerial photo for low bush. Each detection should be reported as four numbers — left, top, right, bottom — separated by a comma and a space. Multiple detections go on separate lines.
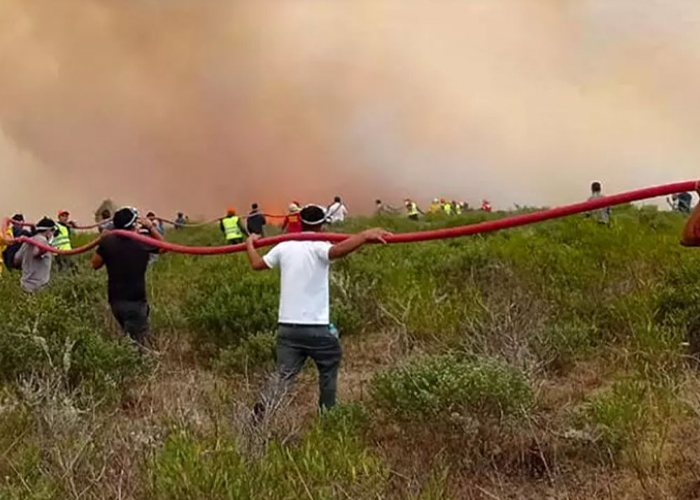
577, 377, 681, 468
214, 331, 277, 376
148, 406, 387, 499
370, 355, 534, 422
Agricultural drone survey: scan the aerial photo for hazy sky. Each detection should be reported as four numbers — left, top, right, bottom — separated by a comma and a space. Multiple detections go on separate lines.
2, 0, 700, 221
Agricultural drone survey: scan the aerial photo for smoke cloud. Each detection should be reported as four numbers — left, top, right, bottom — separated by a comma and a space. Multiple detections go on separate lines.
2, 0, 700, 221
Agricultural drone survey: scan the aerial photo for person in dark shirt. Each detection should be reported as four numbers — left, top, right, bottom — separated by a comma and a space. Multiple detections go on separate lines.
174, 212, 187, 229
92, 207, 163, 346
246, 203, 267, 236
11, 214, 31, 238
2, 214, 32, 271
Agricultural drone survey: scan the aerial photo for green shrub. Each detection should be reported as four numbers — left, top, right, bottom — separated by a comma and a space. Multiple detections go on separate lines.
214, 331, 276, 375
531, 319, 602, 373
585, 379, 649, 453
183, 267, 278, 354
149, 412, 387, 499
370, 355, 533, 421
579, 377, 681, 465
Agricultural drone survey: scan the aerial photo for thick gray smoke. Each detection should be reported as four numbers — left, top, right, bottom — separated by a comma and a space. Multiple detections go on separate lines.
2, 0, 700, 221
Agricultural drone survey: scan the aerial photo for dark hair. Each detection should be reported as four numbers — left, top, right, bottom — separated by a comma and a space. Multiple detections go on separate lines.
114, 208, 138, 230
334, 196, 341, 203
591, 181, 602, 192
251, 203, 259, 210
177, 212, 184, 217
100, 209, 111, 219
146, 211, 156, 218
375, 199, 381, 204
300, 205, 327, 231
35, 217, 56, 232
11, 213, 24, 222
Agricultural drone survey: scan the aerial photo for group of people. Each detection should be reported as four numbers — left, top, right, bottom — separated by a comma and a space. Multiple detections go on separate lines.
585, 181, 694, 225
218, 197, 350, 245
4, 183, 699, 412
400, 197, 492, 220
3, 202, 385, 411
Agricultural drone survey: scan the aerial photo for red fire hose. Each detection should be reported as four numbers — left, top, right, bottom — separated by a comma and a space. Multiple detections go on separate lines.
2, 180, 697, 257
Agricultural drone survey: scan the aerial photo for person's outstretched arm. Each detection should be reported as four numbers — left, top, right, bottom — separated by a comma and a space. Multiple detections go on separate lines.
246, 234, 269, 271
329, 228, 391, 260
681, 188, 700, 246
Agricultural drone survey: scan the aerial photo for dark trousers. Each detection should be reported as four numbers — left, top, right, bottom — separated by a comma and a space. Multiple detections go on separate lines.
277, 324, 342, 409
110, 301, 150, 346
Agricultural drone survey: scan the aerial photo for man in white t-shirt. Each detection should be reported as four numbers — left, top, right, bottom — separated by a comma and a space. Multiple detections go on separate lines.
326, 196, 348, 224
246, 204, 389, 409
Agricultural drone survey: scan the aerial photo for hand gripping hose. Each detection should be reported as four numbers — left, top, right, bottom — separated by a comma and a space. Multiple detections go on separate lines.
2, 180, 697, 256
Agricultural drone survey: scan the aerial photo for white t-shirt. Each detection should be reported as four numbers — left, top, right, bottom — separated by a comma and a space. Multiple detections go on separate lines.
263, 241, 333, 325
327, 203, 348, 223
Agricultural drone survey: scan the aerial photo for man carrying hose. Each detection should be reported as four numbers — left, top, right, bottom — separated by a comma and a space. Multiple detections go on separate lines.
13, 217, 57, 293
246, 203, 267, 237
405, 198, 421, 220
246, 205, 390, 410
92, 207, 163, 347
282, 203, 303, 233
587, 182, 610, 225
219, 207, 248, 244
54, 210, 78, 272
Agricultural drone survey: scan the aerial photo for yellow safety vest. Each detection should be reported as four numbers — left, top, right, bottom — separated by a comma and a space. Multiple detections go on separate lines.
0, 227, 9, 273
53, 223, 72, 251
407, 202, 419, 217
222, 216, 243, 241
442, 203, 452, 215
1, 226, 10, 247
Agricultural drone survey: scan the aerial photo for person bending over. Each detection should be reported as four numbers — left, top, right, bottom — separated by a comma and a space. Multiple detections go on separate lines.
246, 205, 390, 409
92, 207, 163, 346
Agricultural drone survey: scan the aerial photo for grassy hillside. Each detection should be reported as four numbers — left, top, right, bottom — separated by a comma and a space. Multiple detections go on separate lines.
3, 207, 700, 499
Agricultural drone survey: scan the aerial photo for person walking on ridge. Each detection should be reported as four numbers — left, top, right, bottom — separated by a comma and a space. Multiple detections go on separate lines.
247, 203, 267, 237
246, 204, 391, 410
375, 199, 397, 216
219, 207, 247, 244
405, 198, 421, 221
327, 196, 348, 224
174, 212, 187, 229
441, 198, 452, 215
140, 212, 165, 236
92, 207, 163, 347
669, 192, 693, 214
587, 182, 610, 225
282, 203, 303, 234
